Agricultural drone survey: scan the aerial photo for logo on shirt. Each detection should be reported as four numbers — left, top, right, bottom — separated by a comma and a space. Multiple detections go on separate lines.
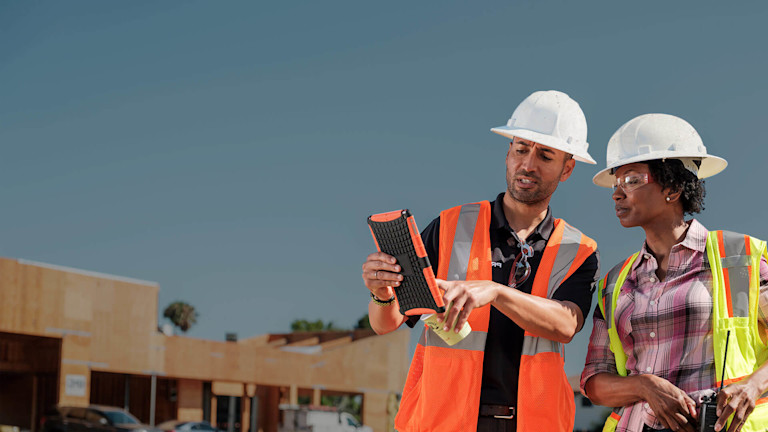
492, 261, 503, 268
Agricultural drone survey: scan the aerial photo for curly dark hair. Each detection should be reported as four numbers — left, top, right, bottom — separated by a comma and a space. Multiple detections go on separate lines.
645, 159, 706, 215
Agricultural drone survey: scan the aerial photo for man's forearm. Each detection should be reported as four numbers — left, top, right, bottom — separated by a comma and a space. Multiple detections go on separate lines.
491, 285, 582, 343
368, 297, 407, 334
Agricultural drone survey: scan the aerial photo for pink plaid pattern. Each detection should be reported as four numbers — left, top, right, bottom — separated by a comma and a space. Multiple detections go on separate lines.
580, 220, 768, 431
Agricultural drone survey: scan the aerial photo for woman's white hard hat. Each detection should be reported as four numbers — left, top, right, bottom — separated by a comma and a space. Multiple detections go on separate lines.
593, 113, 728, 188
491, 90, 596, 164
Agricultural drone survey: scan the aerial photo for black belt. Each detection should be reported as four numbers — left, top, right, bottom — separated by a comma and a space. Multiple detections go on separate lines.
479, 404, 515, 419
642, 426, 673, 432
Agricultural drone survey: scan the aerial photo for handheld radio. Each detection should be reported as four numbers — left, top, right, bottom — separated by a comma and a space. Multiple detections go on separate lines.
699, 330, 731, 432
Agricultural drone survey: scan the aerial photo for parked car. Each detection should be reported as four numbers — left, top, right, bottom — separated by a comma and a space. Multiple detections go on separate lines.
156, 421, 220, 432
278, 405, 372, 432
41, 405, 158, 432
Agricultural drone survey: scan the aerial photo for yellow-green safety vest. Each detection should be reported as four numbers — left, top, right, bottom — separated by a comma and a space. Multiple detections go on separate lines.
596, 230, 768, 432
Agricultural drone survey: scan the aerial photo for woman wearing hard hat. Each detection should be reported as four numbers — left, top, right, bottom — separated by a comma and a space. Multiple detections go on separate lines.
580, 114, 768, 432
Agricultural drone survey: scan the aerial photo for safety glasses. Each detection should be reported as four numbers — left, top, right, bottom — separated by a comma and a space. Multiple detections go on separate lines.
508, 242, 534, 289
612, 173, 654, 193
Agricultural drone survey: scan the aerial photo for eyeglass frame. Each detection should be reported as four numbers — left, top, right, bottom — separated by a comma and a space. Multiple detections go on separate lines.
612, 172, 654, 193
508, 242, 534, 289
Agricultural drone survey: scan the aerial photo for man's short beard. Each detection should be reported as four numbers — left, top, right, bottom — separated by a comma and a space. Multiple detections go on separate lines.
506, 167, 564, 205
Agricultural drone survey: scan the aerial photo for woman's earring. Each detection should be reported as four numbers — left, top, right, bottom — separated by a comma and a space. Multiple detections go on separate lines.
665, 197, 671, 202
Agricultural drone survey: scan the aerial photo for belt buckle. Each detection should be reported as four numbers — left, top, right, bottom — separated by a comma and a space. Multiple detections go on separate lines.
493, 407, 515, 420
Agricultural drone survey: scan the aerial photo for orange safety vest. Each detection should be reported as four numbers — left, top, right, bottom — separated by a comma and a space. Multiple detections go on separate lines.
395, 201, 597, 432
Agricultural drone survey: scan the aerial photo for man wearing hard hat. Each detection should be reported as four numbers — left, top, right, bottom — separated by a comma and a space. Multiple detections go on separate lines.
362, 90, 600, 432
581, 113, 768, 432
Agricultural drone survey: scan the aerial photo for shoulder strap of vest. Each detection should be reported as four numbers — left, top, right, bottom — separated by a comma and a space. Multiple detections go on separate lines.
598, 252, 640, 377
530, 218, 597, 299
437, 201, 492, 281
705, 230, 760, 319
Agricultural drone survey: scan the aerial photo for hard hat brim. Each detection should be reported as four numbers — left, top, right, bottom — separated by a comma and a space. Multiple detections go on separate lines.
491, 126, 597, 164
592, 152, 728, 187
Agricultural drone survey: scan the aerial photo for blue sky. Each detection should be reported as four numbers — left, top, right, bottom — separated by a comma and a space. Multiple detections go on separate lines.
1, 1, 766, 375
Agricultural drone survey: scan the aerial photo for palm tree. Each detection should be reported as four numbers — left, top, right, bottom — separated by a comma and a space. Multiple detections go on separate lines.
163, 301, 198, 333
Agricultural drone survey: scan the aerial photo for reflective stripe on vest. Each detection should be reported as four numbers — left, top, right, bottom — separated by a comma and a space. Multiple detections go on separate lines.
598, 230, 768, 432
446, 202, 482, 282
395, 201, 597, 432
709, 230, 752, 319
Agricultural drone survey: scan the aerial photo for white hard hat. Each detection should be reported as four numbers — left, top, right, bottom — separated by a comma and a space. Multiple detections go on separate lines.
592, 113, 728, 187
491, 90, 596, 164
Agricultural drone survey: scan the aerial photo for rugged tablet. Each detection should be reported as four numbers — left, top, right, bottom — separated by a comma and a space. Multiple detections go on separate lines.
367, 209, 445, 316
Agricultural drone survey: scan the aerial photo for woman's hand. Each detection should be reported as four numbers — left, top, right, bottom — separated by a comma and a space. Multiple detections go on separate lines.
715, 380, 762, 432
640, 374, 698, 432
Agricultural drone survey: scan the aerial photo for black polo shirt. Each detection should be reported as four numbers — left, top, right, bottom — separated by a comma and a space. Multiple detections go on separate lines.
408, 193, 599, 410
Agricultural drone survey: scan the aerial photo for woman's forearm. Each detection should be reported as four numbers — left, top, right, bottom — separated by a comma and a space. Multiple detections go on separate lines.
584, 373, 651, 407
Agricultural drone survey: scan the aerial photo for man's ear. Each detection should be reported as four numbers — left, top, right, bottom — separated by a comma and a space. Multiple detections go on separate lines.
560, 157, 576, 182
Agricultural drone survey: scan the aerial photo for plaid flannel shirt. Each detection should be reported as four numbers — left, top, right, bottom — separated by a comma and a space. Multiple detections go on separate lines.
580, 220, 768, 432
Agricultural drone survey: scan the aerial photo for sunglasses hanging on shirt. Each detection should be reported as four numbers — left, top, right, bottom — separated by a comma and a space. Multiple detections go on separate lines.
508, 241, 533, 288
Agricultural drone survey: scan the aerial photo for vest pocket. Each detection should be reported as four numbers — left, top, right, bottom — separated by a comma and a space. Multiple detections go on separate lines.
517, 351, 574, 432
714, 317, 758, 381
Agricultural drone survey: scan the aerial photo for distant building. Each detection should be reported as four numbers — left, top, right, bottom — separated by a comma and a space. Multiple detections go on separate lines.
0, 258, 409, 432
